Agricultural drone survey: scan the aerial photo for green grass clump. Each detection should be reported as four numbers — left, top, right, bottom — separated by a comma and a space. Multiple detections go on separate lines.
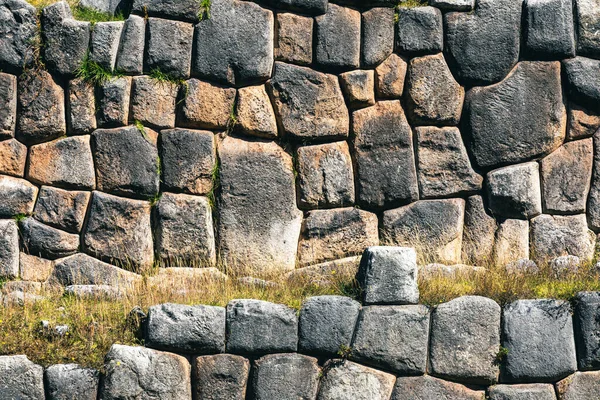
198, 0, 212, 21
207, 157, 220, 212
72, 6, 124, 24
76, 54, 123, 86
397, 0, 429, 8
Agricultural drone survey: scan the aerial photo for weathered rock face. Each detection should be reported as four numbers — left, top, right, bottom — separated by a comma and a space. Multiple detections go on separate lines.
362, 7, 394, 68
236, 85, 278, 138
51, 252, 140, 287
19, 253, 54, 282
563, 57, 600, 107
89, 21, 123, 71
96, 76, 131, 127
524, 0, 575, 59
0, 72, 16, 139
395, 7, 443, 55
0, 138, 26, 177
0, 219, 19, 278
217, 136, 302, 272
557, 371, 600, 400
0, 175, 38, 217
574, 292, 600, 370
146, 18, 193, 79
45, 364, 99, 400
115, 14, 145, 75
275, 13, 313, 65
193, 354, 250, 400
67, 79, 96, 136
252, 354, 320, 400
315, 4, 360, 70
568, 102, 600, 140
493, 219, 530, 266
339, 70, 375, 109
462, 195, 496, 265
575, 0, 600, 57
34, 186, 90, 233
465, 61, 565, 168
530, 214, 596, 264
178, 79, 236, 130
0, 355, 45, 400
130, 76, 178, 130
318, 360, 396, 400
392, 375, 485, 400
0, 0, 37, 72
132, 0, 200, 21
488, 384, 557, 400
375, 53, 407, 99
487, 162, 542, 219
20, 217, 79, 260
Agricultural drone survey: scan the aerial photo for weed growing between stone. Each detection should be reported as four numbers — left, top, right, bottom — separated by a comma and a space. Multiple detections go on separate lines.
28, 1, 125, 23
198, 0, 212, 21
76, 53, 123, 86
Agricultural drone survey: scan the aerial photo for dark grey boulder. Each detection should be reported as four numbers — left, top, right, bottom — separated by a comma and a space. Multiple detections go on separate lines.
563, 57, 600, 109
462, 195, 496, 265
96, 76, 131, 127
487, 162, 542, 220
315, 4, 361, 70
574, 292, 600, 370
351, 305, 430, 375
0, 0, 37, 73
0, 355, 45, 400
226, 299, 298, 355
267, 0, 328, 14
0, 175, 38, 218
392, 375, 485, 400
67, 79, 96, 135
556, 371, 600, 400
145, 18, 194, 79
45, 364, 99, 400
576, 0, 600, 58
115, 15, 145, 75
146, 303, 225, 354
193, 0, 273, 87
132, 0, 200, 21
298, 295, 361, 356
0, 219, 19, 278
489, 384, 557, 400
502, 299, 577, 383
465, 61, 565, 168
524, 0, 575, 59
252, 354, 320, 400
587, 130, 600, 230
395, 6, 443, 55
193, 354, 250, 400
20, 217, 79, 260
34, 186, 90, 234
51, 253, 141, 287
0, 72, 16, 139
430, 0, 475, 11
362, 8, 394, 68
92, 126, 160, 199
89, 21, 123, 71
318, 360, 396, 400
444, 0, 522, 85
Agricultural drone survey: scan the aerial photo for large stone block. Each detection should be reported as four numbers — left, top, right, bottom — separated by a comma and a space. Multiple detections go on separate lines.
268, 0, 327, 14
493, 219, 530, 267
339, 70, 375, 109
132, 0, 200, 21
315, 4, 360, 69
115, 14, 145, 75
502, 299, 577, 382
275, 13, 313, 65
226, 299, 298, 355
0, 219, 19, 278
92, 126, 160, 199
130, 76, 177, 130
34, 186, 90, 233
17, 70, 66, 145
146, 303, 225, 354
27, 136, 96, 190
89, 21, 123, 71
430, 0, 475, 10
217, 136, 302, 271
299, 295, 361, 356
487, 162, 542, 220
252, 354, 320, 400
0, 355, 44, 399
0, 175, 38, 217
51, 252, 140, 287
574, 292, 600, 370
382, 199, 465, 265
193, 0, 273, 86
0, 0, 37, 72
317, 360, 396, 400
45, 364, 100, 400
96, 76, 131, 127
178, 79, 236, 130
67, 79, 96, 135
530, 214, 595, 264
193, 354, 250, 400
268, 62, 348, 141
576, 0, 600, 57
489, 384, 557, 400
83, 191, 154, 270
375, 53, 407, 99
352, 101, 418, 208
160, 129, 215, 196
101, 344, 191, 400
0, 138, 26, 177
298, 208, 379, 266
351, 305, 430, 375
395, 6, 443, 55
568, 102, 600, 140
236, 85, 278, 138
416, 126, 481, 198
557, 371, 600, 399
145, 18, 193, 79
19, 253, 54, 282
563, 57, 600, 108
154, 193, 216, 266
392, 376, 485, 400
80, 0, 126, 15
358, 246, 419, 305
524, 0, 575, 58
541, 139, 592, 214
20, 217, 79, 260
462, 195, 496, 265
444, 0, 522, 85
430, 296, 501, 384
465, 61, 565, 168
362, 7, 394, 67
0, 72, 16, 139
296, 141, 354, 209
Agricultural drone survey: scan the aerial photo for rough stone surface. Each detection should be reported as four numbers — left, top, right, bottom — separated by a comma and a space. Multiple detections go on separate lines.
489, 384, 557, 400
268, 62, 349, 141
226, 299, 298, 355
0, 72, 16, 138
315, 4, 360, 69
493, 219, 530, 266
352, 101, 418, 208
64, 284, 123, 300
382, 199, 465, 265
67, 79, 96, 135
97, 76, 132, 127
275, 13, 313, 65
146, 303, 225, 354
0, 219, 19, 278
0, 175, 38, 217
444, 0, 522, 85
34, 186, 90, 233
396, 7, 443, 55
462, 195, 496, 265
524, 0, 575, 58
375, 53, 407, 99
358, 246, 419, 305
576, 0, 600, 57
505, 258, 540, 276
27, 136, 96, 190
217, 136, 302, 271
362, 7, 394, 67
296, 141, 354, 209
51, 252, 140, 287
83, 191, 154, 270
574, 292, 600, 370
252, 354, 320, 400
193, 0, 274, 87
530, 214, 596, 264
487, 162, 542, 219
0, 0, 37, 72
89, 21, 123, 71
430, 0, 475, 11
430, 296, 501, 385
550, 255, 581, 278
115, 14, 145, 75
285, 256, 360, 286
557, 371, 600, 400
19, 253, 54, 282
299, 295, 361, 356
0, 355, 45, 400
160, 129, 215, 195
45, 364, 100, 400
79, 0, 125, 15
236, 85, 278, 138
20, 217, 79, 260
193, 354, 250, 400
17, 70, 66, 145
568, 102, 600, 140
541, 139, 592, 214
587, 130, 600, 230
392, 375, 485, 400
130, 76, 177, 130
465, 61, 565, 168
101, 344, 192, 400
416, 126, 481, 198
92, 126, 160, 199
503, 299, 577, 383
154, 193, 216, 266
132, 0, 200, 21
178, 79, 236, 130
0, 138, 26, 177
563, 57, 600, 107
298, 208, 379, 266
351, 305, 430, 375
145, 18, 193, 79
268, 0, 327, 14
339, 70, 375, 109
317, 360, 396, 400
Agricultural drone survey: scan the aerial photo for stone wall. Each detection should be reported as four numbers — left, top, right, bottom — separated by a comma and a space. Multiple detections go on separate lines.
0, 0, 600, 282
1, 247, 600, 399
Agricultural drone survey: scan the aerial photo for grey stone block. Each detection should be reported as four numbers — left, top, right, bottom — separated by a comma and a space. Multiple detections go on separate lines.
430, 0, 475, 11
489, 384, 556, 400
145, 18, 193, 79
235, 85, 278, 139
96, 76, 132, 128
0, 0, 37, 72
45, 364, 100, 400
226, 299, 298, 355
115, 15, 145, 75
502, 299, 577, 382
130, 76, 177, 130
0, 138, 26, 177
0, 175, 38, 217
392, 375, 485, 400
574, 292, 600, 370
34, 186, 90, 233
19, 254, 54, 282
0, 219, 19, 278
252, 354, 320, 400
89, 21, 123, 71
351, 305, 430, 375
315, 4, 360, 70
0, 72, 17, 139
20, 217, 79, 260
494, 219, 530, 267
375, 54, 407, 99
362, 8, 394, 67
339, 70, 375, 109
568, 101, 600, 140
575, 0, 600, 58
177, 79, 236, 130
146, 303, 225, 354
51, 252, 140, 287
275, 13, 313, 65
563, 57, 600, 108
193, 354, 250, 400
67, 79, 96, 135
79, 0, 127, 15
524, 0, 575, 59
318, 360, 396, 400
132, 0, 200, 21
396, 6, 443, 55
556, 371, 600, 400
268, 0, 328, 14
64, 284, 123, 300
530, 214, 595, 265
487, 162, 542, 220
298, 295, 361, 356
0, 355, 45, 400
